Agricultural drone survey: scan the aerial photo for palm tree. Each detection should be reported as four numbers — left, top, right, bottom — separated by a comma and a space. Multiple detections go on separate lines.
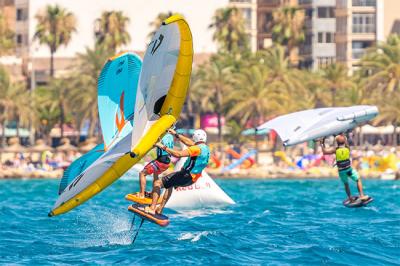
225, 120, 246, 145
190, 59, 234, 150
209, 7, 249, 53
34, 5, 76, 77
228, 64, 285, 162
32, 93, 60, 141
35, 78, 72, 138
360, 34, 400, 94
258, 45, 305, 106
320, 63, 354, 107
68, 45, 109, 138
148, 11, 173, 40
0, 66, 11, 146
10, 84, 31, 138
272, 6, 305, 65
228, 65, 281, 126
0, 11, 14, 55
0, 70, 30, 142
372, 92, 400, 146
95, 11, 130, 53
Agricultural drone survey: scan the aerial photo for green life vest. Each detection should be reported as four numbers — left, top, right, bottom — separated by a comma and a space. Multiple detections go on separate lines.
183, 143, 210, 174
336, 147, 351, 170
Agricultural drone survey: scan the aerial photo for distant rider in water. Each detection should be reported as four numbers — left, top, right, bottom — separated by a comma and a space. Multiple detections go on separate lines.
319, 134, 369, 202
136, 133, 174, 198
145, 128, 210, 215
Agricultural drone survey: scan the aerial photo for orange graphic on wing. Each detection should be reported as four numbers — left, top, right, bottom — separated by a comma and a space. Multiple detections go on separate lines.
115, 92, 125, 132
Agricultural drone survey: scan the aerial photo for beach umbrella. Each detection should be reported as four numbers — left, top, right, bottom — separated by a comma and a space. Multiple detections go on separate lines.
1, 137, 26, 153
56, 138, 77, 152
28, 139, 54, 152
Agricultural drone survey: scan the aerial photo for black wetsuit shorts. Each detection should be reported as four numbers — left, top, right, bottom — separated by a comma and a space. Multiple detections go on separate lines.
162, 169, 194, 189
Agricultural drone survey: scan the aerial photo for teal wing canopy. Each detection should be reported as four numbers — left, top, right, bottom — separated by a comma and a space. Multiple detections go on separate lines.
58, 143, 104, 195
97, 52, 142, 150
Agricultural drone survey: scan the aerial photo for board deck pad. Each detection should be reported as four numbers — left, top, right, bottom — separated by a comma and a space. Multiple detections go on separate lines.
125, 193, 162, 205
128, 204, 169, 227
343, 196, 373, 208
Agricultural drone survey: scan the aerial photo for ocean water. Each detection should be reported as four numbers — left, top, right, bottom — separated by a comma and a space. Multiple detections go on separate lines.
0, 178, 399, 265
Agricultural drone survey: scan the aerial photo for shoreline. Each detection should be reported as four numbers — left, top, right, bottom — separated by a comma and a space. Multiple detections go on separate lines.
0, 167, 386, 180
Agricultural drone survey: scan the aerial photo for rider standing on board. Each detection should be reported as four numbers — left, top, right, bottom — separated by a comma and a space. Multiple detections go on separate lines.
319, 134, 369, 202
145, 128, 210, 215
137, 133, 174, 198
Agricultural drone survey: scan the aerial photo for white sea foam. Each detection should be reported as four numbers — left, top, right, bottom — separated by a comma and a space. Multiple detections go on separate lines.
73, 211, 134, 247
178, 231, 214, 242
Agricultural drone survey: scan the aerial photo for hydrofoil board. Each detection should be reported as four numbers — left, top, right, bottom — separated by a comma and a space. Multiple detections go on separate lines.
128, 204, 169, 227
343, 196, 373, 208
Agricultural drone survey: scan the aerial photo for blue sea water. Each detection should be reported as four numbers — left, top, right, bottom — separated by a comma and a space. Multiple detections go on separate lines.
0, 178, 399, 265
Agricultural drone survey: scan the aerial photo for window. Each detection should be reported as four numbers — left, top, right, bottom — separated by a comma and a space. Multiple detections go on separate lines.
317, 32, 335, 43
317, 7, 335, 18
262, 12, 273, 33
305, 8, 313, 18
352, 0, 376, 7
318, 32, 323, 43
16, 34, 22, 45
16, 8, 27, 21
352, 41, 372, 59
352, 13, 375, 33
326, 32, 334, 43
329, 7, 335, 18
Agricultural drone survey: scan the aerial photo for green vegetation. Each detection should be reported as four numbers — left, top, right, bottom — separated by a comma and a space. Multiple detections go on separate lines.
95, 11, 131, 53
0, 11, 14, 55
209, 7, 249, 53
34, 5, 76, 77
272, 6, 305, 65
0, 6, 399, 148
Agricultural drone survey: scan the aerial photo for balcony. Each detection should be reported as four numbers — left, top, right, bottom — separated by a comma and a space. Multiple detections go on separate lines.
352, 24, 375, 34
352, 0, 376, 7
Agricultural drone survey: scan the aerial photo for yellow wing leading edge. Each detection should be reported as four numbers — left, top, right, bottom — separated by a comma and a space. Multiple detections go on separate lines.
49, 15, 193, 217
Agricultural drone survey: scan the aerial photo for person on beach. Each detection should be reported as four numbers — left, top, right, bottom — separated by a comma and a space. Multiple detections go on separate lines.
145, 128, 210, 215
136, 133, 174, 198
319, 134, 369, 202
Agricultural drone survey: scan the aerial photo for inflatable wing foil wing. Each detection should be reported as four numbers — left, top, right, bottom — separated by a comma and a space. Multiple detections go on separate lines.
258, 106, 378, 146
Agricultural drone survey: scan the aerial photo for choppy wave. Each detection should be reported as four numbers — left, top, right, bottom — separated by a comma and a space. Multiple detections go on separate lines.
0, 179, 399, 265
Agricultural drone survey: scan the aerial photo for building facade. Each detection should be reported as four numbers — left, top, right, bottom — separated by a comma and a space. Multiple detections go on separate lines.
1, 0, 400, 79
0, 0, 229, 83
298, 0, 337, 70
336, 0, 399, 72
228, 0, 258, 52
299, 0, 400, 71
255, 0, 400, 71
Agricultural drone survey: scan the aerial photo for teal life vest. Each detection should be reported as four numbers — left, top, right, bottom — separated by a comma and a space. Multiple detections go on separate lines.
156, 133, 174, 163
183, 143, 210, 174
